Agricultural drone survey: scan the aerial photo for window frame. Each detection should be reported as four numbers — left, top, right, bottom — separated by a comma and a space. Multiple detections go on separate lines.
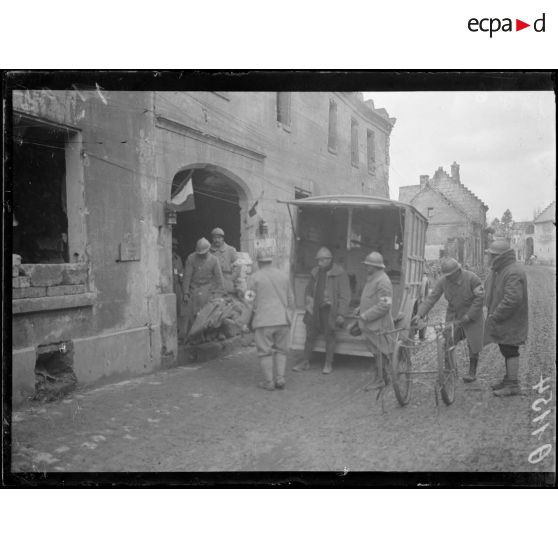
328, 99, 338, 154
276, 92, 292, 131
350, 118, 359, 167
366, 128, 376, 175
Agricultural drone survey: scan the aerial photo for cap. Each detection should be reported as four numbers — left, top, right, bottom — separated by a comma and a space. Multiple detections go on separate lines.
195, 237, 211, 255
315, 247, 333, 260
362, 251, 385, 268
440, 258, 461, 277
485, 239, 511, 255
211, 227, 225, 237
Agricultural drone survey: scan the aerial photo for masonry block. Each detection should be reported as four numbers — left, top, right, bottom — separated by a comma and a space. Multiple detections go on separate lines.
61, 264, 88, 285
13, 287, 47, 299
47, 284, 87, 296
13, 276, 31, 288
23, 264, 64, 287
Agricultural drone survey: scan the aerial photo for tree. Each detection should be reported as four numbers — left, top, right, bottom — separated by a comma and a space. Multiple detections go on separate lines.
500, 209, 514, 238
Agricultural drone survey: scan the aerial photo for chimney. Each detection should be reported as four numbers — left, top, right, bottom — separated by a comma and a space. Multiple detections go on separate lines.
451, 161, 460, 183
419, 175, 429, 187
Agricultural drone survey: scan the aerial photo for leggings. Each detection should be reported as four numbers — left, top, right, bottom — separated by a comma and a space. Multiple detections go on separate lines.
498, 344, 520, 358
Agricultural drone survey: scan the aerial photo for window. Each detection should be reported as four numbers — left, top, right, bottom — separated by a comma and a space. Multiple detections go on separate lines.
367, 129, 375, 174
350, 118, 359, 166
328, 99, 337, 152
427, 207, 434, 219
276, 92, 291, 127
12, 116, 73, 263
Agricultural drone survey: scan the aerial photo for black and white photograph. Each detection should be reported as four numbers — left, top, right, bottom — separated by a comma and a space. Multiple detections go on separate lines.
3, 71, 556, 484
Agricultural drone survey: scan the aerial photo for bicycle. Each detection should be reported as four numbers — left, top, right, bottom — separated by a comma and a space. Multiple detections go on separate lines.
389, 321, 461, 407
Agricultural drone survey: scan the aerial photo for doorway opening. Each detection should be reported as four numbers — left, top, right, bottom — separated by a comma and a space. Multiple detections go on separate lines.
171, 166, 245, 262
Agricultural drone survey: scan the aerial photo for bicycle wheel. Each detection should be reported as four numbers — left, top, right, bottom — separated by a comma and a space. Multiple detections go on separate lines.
391, 340, 412, 406
437, 336, 457, 405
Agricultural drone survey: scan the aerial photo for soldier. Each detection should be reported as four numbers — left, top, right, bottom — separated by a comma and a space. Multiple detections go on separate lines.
483, 239, 528, 396
172, 238, 186, 340
292, 247, 350, 374
210, 227, 238, 295
412, 257, 485, 383
357, 252, 395, 389
246, 247, 294, 391
183, 237, 225, 332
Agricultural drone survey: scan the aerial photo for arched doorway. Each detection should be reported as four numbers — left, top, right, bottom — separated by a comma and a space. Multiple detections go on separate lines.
171, 165, 247, 260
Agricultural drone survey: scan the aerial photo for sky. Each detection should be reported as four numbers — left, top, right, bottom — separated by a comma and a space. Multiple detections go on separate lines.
363, 91, 555, 222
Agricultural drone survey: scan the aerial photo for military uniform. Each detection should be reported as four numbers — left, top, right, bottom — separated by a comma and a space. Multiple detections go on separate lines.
183, 252, 224, 331
248, 253, 294, 390
418, 268, 485, 354
359, 269, 395, 358
210, 242, 238, 294
484, 245, 528, 395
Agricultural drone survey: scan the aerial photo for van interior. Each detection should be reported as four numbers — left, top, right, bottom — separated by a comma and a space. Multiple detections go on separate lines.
293, 205, 406, 316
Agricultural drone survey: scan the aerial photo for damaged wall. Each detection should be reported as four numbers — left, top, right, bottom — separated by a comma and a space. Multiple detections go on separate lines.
11, 90, 171, 403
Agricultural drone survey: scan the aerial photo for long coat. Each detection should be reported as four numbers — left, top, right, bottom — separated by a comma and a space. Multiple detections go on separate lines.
183, 252, 225, 324
358, 269, 395, 356
304, 263, 351, 328
248, 266, 294, 329
210, 242, 238, 293
417, 268, 485, 353
484, 249, 528, 346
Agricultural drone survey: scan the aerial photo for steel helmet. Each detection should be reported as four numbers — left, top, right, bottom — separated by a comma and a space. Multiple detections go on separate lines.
485, 239, 511, 255
315, 247, 333, 260
440, 258, 461, 277
211, 227, 225, 237
362, 251, 385, 268
195, 237, 211, 255
256, 247, 274, 262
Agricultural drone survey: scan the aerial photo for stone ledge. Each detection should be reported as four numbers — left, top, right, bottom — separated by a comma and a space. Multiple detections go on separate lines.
13, 292, 96, 315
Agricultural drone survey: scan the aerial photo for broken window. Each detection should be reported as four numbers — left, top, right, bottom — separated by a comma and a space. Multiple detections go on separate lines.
367, 129, 375, 174
12, 115, 75, 263
328, 99, 337, 151
350, 118, 359, 166
276, 92, 291, 126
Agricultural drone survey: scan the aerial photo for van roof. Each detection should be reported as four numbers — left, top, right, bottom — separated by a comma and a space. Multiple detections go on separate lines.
280, 194, 426, 217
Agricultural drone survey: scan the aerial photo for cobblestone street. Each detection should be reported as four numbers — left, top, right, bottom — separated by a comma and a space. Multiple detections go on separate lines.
10, 266, 555, 473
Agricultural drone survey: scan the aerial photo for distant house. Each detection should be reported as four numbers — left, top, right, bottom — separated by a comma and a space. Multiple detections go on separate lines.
534, 201, 556, 265
399, 162, 488, 266
510, 221, 535, 263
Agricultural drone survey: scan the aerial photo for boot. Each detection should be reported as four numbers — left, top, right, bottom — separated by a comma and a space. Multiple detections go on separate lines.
491, 361, 509, 391
274, 352, 287, 389
323, 335, 335, 374
462, 353, 479, 383
258, 355, 275, 391
494, 357, 520, 396
292, 359, 310, 372
366, 357, 386, 390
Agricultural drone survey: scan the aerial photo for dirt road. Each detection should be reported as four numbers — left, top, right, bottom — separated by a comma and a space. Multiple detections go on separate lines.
10, 266, 556, 473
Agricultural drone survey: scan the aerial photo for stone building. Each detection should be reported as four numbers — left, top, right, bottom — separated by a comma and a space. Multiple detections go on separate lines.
398, 163, 488, 266
10, 90, 395, 402
510, 221, 535, 263
533, 201, 556, 265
